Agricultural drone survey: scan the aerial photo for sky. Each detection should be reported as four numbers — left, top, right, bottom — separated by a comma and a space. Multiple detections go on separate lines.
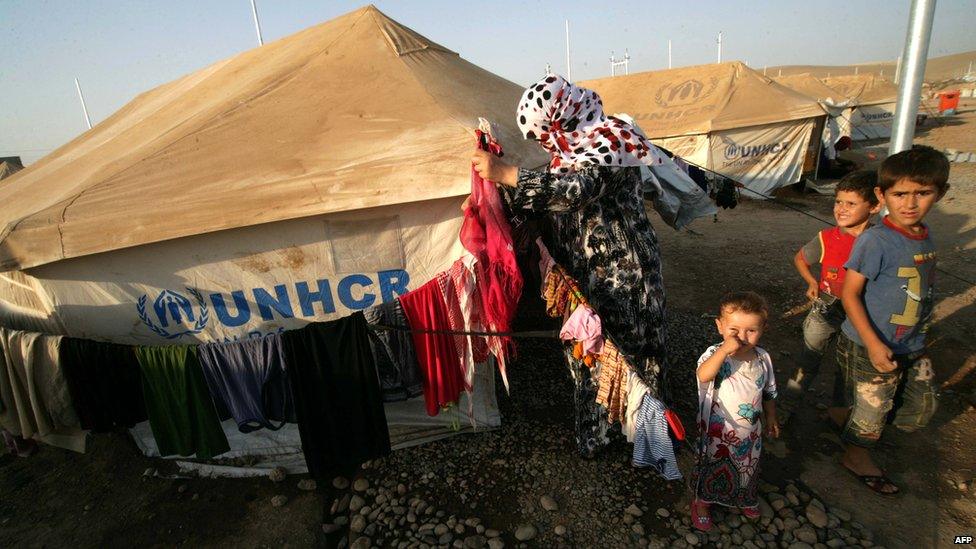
1, 0, 974, 165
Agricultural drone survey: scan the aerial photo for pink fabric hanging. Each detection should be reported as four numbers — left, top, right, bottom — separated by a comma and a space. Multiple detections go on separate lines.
459, 130, 523, 389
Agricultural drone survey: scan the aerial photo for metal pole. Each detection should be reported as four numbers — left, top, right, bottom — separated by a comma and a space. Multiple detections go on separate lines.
668, 39, 672, 69
889, 0, 936, 156
717, 31, 722, 63
895, 54, 903, 84
855, 66, 859, 75
763, 66, 767, 76
610, 51, 615, 77
74, 78, 92, 130
565, 20, 571, 81
250, 0, 264, 46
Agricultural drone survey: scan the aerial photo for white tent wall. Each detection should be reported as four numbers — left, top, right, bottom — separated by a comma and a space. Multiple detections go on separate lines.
849, 102, 897, 140
0, 195, 503, 464
652, 135, 711, 168
708, 119, 817, 196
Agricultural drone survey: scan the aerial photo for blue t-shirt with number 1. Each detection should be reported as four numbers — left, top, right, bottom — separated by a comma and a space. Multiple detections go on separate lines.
841, 216, 936, 355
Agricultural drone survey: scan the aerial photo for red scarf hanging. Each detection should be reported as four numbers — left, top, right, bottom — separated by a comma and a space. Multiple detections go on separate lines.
459, 130, 523, 388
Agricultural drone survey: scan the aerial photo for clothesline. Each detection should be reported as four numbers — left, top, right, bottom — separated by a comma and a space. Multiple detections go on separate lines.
372, 324, 558, 339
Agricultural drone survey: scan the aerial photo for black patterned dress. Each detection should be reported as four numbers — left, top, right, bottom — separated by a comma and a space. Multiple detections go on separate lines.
505, 165, 667, 454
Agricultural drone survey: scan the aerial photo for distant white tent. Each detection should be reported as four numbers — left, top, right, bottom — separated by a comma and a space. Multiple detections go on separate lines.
822, 75, 900, 141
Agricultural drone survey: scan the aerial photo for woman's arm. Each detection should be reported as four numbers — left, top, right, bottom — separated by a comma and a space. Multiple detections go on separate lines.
471, 149, 611, 213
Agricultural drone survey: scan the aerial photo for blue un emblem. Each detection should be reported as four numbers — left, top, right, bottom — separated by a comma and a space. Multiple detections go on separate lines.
137, 288, 209, 339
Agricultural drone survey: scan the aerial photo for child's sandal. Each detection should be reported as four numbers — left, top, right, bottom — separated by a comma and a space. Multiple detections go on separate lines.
691, 499, 713, 531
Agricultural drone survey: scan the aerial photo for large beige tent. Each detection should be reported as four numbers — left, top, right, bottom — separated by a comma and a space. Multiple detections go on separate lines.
0, 5, 549, 465
580, 62, 828, 195
822, 75, 899, 140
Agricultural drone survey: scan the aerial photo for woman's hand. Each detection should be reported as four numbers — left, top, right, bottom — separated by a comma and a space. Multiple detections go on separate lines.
472, 149, 518, 187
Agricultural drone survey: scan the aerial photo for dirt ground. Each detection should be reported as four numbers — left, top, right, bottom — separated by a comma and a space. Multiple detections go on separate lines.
1, 101, 974, 548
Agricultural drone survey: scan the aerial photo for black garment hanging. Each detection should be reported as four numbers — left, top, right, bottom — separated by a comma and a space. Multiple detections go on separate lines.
282, 313, 390, 478
60, 338, 148, 432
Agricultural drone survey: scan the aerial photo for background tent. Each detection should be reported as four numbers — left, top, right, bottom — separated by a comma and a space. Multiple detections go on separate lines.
822, 74, 899, 140
0, 157, 23, 181
0, 5, 548, 467
580, 62, 828, 195
773, 74, 855, 159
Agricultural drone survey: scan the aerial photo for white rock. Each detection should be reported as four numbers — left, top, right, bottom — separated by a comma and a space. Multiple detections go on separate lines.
514, 524, 537, 541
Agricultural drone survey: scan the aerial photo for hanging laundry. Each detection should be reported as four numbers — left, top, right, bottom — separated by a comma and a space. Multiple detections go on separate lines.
716, 178, 739, 209
281, 313, 390, 478
363, 300, 424, 402
563, 345, 610, 458
622, 371, 650, 442
60, 338, 147, 432
460, 130, 523, 377
686, 164, 709, 193
559, 304, 604, 356
135, 345, 230, 459
595, 340, 629, 424
543, 265, 584, 319
536, 237, 556, 284
673, 156, 691, 175
437, 271, 472, 386
398, 279, 464, 416
445, 255, 492, 389
197, 334, 295, 433
0, 328, 82, 451
633, 393, 682, 480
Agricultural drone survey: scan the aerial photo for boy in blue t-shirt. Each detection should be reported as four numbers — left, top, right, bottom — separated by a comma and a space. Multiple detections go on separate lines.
834, 145, 949, 496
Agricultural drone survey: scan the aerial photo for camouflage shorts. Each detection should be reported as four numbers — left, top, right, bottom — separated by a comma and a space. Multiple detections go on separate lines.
835, 334, 937, 448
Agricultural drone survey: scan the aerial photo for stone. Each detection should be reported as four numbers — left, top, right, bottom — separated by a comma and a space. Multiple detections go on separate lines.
555, 525, 567, 536
656, 508, 670, 518
685, 532, 700, 546
351, 536, 370, 549
347, 494, 366, 513
485, 529, 500, 538
740, 523, 756, 540
354, 478, 369, 492
771, 499, 786, 511
463, 535, 486, 548
514, 524, 537, 541
829, 508, 851, 522
758, 498, 774, 519
350, 515, 367, 533
439, 533, 454, 545
783, 518, 800, 532
825, 540, 844, 548
540, 495, 559, 511
632, 524, 645, 536
268, 467, 286, 483
322, 523, 342, 534
397, 483, 407, 495
333, 476, 350, 490
297, 479, 317, 491
786, 492, 800, 506
805, 504, 828, 529
787, 544, 813, 549
795, 526, 818, 545
335, 516, 349, 526
271, 495, 287, 508
487, 539, 504, 549
435, 524, 450, 536
625, 504, 644, 517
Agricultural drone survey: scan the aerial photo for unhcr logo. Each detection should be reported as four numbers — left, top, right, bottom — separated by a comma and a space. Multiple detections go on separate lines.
723, 141, 789, 160
136, 270, 410, 338
654, 77, 718, 108
138, 288, 209, 339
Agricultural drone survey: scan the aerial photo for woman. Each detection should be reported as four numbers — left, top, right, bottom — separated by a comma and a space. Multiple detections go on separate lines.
471, 75, 667, 456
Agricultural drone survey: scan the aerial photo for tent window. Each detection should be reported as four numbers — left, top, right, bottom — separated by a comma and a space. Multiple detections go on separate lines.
325, 216, 405, 274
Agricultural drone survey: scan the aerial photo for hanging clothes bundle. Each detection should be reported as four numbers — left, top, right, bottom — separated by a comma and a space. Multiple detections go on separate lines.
460, 129, 523, 390
135, 345, 230, 459
0, 328, 84, 452
281, 313, 390, 478
363, 300, 424, 402
398, 279, 465, 416
197, 334, 296, 433
60, 338, 147, 432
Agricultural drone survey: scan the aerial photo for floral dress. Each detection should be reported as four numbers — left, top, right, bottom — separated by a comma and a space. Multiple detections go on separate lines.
504, 166, 666, 392
693, 345, 777, 508
504, 165, 667, 457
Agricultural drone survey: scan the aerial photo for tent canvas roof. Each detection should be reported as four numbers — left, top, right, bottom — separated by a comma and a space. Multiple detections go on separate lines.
821, 74, 898, 106
0, 5, 546, 270
772, 73, 852, 106
578, 61, 826, 139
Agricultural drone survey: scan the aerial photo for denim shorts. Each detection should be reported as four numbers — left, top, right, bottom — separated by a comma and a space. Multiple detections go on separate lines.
835, 333, 937, 448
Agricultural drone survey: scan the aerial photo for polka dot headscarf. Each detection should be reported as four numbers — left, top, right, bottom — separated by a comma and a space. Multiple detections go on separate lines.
516, 74, 665, 174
